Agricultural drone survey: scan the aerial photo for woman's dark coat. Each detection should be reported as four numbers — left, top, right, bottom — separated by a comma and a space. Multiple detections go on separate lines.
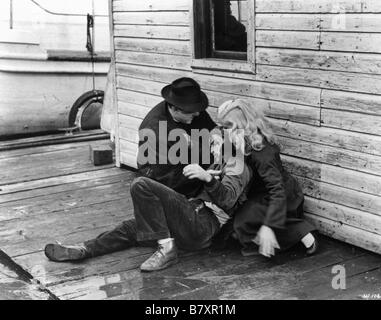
216, 140, 316, 250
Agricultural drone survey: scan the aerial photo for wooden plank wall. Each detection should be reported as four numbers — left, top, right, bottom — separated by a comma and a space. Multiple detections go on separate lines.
110, 0, 381, 254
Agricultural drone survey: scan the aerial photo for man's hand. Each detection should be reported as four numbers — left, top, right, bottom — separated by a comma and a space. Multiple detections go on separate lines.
183, 164, 213, 182
255, 225, 280, 258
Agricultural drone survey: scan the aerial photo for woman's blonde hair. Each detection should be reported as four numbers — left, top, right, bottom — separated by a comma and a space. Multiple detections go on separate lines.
217, 99, 277, 152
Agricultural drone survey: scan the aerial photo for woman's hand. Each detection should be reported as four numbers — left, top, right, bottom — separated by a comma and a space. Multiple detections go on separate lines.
210, 131, 224, 163
183, 164, 213, 182
255, 225, 280, 258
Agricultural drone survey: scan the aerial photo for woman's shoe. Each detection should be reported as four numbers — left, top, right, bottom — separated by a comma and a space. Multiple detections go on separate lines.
241, 247, 260, 257
44, 242, 89, 262
306, 233, 319, 256
240, 242, 260, 257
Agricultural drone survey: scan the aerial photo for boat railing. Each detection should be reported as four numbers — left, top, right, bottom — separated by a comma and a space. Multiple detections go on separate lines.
8, 0, 108, 29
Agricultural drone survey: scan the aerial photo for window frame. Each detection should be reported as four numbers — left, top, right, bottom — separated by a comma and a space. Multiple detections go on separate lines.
190, 0, 255, 74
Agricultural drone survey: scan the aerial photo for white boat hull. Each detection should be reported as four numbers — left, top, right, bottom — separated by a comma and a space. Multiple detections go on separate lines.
0, 70, 108, 136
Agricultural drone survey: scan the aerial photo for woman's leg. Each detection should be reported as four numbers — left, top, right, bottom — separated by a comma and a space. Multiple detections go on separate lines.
233, 197, 318, 255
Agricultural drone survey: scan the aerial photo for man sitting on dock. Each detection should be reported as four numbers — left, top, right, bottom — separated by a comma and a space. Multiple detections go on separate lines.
136, 77, 216, 198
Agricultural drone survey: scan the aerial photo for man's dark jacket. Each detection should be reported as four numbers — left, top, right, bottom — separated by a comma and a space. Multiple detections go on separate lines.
137, 101, 216, 198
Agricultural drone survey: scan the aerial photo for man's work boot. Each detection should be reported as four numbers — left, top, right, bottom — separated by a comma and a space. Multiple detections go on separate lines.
140, 242, 178, 272
44, 242, 90, 262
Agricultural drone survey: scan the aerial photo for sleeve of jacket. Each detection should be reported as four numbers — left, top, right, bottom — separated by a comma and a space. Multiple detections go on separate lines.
252, 151, 287, 229
204, 162, 252, 213
136, 122, 202, 196
137, 122, 167, 179
200, 110, 217, 130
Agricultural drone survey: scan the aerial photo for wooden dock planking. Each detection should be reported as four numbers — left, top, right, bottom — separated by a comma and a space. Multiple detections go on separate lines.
0, 140, 114, 185
0, 255, 51, 300
0, 199, 134, 257
185, 243, 365, 300
47, 237, 377, 300
232, 254, 381, 300
0, 167, 129, 201
0, 137, 380, 300
0, 177, 133, 221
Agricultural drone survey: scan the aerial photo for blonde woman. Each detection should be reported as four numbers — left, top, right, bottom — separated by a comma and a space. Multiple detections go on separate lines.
216, 99, 318, 258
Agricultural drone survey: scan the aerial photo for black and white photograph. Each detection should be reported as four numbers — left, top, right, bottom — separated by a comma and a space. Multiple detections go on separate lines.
0, 0, 380, 305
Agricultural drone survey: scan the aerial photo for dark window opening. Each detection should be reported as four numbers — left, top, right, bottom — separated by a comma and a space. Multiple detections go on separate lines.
194, 0, 248, 61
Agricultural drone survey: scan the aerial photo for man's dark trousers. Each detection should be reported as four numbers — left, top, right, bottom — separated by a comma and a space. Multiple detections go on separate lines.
84, 177, 221, 257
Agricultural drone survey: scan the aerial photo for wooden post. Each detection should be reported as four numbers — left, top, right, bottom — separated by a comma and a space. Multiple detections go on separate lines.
107, 0, 121, 167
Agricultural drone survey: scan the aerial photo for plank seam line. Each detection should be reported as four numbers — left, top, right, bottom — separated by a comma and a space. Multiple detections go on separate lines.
256, 62, 381, 77
320, 107, 381, 117
320, 123, 381, 138
305, 210, 381, 234
0, 170, 132, 193
44, 253, 154, 288
275, 130, 381, 158
115, 61, 192, 72
116, 61, 381, 95
256, 28, 381, 35
0, 178, 132, 205
297, 175, 380, 197
115, 48, 191, 57
0, 130, 106, 147
114, 23, 189, 27
113, 35, 191, 41
116, 82, 321, 108
0, 249, 60, 300
115, 48, 190, 57
0, 169, 125, 196
255, 12, 381, 14
253, 78, 381, 96
0, 195, 133, 225
0, 134, 110, 152
113, 35, 189, 41
346, 266, 381, 279
257, 47, 381, 56
277, 152, 381, 178
114, 23, 190, 27
0, 165, 115, 188
8, 221, 137, 259
318, 88, 323, 127
255, 44, 381, 55
113, 10, 190, 13
0, 140, 110, 160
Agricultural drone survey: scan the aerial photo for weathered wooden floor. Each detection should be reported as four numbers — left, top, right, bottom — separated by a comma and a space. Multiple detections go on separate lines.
0, 136, 380, 300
